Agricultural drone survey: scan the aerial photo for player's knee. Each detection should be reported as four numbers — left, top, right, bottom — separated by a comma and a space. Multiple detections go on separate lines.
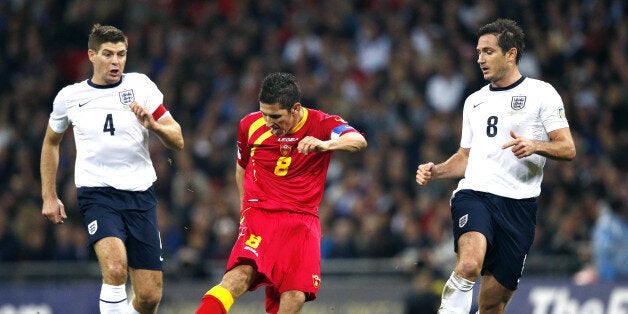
101, 263, 128, 284
135, 289, 162, 310
279, 290, 306, 312
280, 290, 306, 304
455, 260, 482, 279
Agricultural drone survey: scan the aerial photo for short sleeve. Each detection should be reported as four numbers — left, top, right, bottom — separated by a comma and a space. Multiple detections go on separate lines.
540, 83, 569, 132
459, 97, 472, 148
48, 89, 70, 133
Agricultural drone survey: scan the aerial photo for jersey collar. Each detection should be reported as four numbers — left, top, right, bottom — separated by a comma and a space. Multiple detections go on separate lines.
87, 75, 125, 89
489, 76, 526, 91
288, 107, 308, 134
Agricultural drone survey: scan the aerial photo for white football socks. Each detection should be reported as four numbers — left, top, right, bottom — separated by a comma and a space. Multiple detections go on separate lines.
438, 271, 475, 314
99, 283, 127, 314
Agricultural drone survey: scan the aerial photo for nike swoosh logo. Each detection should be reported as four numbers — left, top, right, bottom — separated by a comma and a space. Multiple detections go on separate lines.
78, 97, 101, 107
473, 101, 487, 108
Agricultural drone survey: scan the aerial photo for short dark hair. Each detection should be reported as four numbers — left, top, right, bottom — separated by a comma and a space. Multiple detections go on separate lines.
478, 19, 525, 64
258, 72, 301, 110
88, 24, 128, 52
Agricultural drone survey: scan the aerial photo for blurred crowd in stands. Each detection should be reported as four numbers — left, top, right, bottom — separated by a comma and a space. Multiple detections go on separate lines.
0, 0, 625, 284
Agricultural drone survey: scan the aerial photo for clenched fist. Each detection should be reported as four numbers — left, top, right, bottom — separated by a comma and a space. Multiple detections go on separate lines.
416, 162, 435, 185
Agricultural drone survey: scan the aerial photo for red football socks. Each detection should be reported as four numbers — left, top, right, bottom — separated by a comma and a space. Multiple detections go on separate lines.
195, 294, 227, 314
196, 286, 234, 314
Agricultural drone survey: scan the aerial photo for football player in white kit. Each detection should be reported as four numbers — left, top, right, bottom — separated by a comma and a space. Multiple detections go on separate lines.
416, 19, 576, 314
41, 24, 184, 314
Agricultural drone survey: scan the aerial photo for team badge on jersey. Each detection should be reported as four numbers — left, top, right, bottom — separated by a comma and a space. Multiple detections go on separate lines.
88, 220, 98, 235
280, 144, 292, 157
458, 214, 468, 228
511, 96, 527, 110
312, 274, 321, 288
119, 89, 135, 106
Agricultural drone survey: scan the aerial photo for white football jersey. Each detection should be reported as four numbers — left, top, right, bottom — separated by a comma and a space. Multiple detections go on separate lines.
454, 77, 570, 199
48, 73, 171, 191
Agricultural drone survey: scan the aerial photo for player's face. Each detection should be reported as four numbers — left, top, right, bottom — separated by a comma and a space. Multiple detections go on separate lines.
476, 34, 513, 85
260, 102, 301, 137
88, 42, 127, 85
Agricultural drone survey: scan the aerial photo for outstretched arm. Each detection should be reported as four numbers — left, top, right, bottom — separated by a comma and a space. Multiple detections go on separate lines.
502, 128, 575, 160
40, 126, 67, 224
416, 147, 470, 185
297, 131, 367, 155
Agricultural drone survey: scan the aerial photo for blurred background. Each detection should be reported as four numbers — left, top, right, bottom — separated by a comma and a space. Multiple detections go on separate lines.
0, 0, 625, 313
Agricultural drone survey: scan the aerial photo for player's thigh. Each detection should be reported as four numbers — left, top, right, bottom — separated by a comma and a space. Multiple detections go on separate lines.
94, 237, 128, 282
129, 267, 163, 298
478, 272, 514, 314
456, 231, 487, 275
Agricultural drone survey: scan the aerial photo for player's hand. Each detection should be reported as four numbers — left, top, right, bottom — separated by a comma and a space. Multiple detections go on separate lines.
298, 136, 328, 155
130, 101, 156, 129
416, 162, 435, 185
502, 130, 536, 158
42, 198, 67, 224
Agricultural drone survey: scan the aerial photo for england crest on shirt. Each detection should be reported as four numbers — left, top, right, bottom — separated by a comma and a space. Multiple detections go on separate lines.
511, 96, 526, 110
119, 89, 135, 106
459, 214, 468, 228
88, 220, 98, 235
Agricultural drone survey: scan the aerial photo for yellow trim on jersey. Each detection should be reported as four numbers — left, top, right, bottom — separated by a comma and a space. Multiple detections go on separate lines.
288, 107, 309, 134
250, 130, 273, 157
206, 285, 234, 312
248, 117, 272, 157
248, 118, 267, 140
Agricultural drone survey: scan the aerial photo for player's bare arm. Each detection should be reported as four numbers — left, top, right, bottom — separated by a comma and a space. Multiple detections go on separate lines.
129, 101, 184, 151
235, 164, 245, 200
297, 132, 366, 155
502, 129, 575, 160
416, 147, 470, 185
40, 126, 68, 224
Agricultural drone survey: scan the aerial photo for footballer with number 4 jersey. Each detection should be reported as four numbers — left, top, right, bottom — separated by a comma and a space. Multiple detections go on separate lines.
40, 24, 183, 314
416, 19, 575, 314
196, 72, 367, 314
51, 72, 167, 190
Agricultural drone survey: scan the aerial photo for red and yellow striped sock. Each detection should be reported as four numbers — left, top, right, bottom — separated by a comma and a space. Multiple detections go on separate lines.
195, 286, 234, 314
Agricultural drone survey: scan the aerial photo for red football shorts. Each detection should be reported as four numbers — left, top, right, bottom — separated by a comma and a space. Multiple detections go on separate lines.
226, 208, 322, 302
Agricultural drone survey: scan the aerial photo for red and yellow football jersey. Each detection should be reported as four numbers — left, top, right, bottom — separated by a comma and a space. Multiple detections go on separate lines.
237, 107, 359, 216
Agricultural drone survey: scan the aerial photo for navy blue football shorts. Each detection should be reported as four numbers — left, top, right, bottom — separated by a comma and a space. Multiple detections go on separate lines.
77, 186, 163, 271
450, 189, 537, 290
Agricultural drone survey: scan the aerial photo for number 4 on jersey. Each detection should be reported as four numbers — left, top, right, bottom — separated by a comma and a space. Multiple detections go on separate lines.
103, 113, 115, 135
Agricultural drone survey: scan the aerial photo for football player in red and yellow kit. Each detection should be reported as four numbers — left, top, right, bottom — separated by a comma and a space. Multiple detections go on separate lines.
196, 72, 366, 314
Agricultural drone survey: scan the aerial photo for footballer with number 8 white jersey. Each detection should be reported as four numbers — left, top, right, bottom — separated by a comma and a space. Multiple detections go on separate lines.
455, 76, 570, 199
415, 19, 575, 314
49, 72, 169, 191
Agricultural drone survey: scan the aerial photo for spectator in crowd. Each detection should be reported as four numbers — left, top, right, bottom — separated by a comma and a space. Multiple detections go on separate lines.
404, 268, 441, 314
0, 210, 20, 262
574, 182, 628, 284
